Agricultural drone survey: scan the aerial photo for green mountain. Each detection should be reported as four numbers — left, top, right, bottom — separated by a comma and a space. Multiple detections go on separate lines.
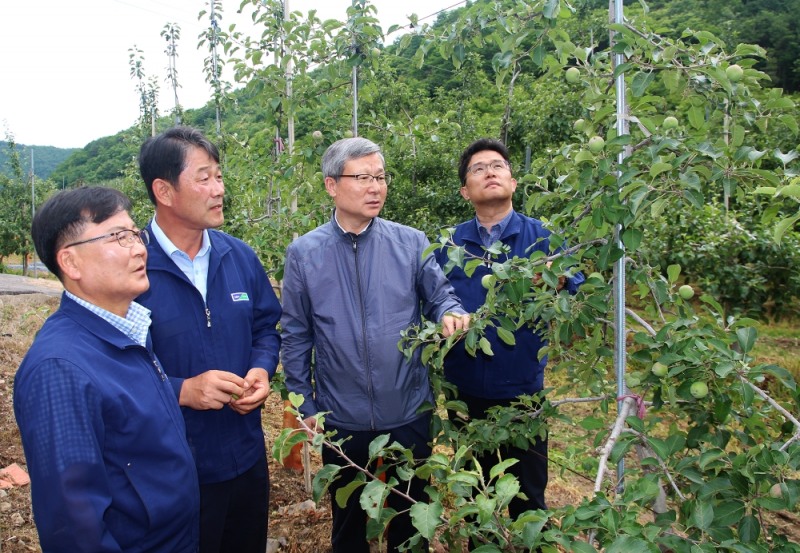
43, 0, 800, 188
0, 142, 79, 181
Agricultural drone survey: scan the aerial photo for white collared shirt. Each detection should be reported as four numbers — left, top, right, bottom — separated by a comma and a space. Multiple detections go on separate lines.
150, 216, 212, 301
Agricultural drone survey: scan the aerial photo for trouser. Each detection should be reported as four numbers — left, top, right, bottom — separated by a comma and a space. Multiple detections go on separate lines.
198, 456, 269, 553
449, 392, 549, 516
322, 413, 433, 553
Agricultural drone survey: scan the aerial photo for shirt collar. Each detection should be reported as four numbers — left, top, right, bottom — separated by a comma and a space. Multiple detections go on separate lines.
150, 215, 211, 258
65, 290, 152, 347
475, 209, 514, 247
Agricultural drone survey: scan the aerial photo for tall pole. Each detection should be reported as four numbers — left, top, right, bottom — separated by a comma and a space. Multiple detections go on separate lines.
612, 0, 629, 491
210, 0, 222, 136
31, 149, 37, 278
351, 0, 358, 136
285, 0, 297, 220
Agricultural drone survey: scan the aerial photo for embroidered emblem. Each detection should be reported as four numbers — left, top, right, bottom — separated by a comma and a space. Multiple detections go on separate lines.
231, 292, 250, 302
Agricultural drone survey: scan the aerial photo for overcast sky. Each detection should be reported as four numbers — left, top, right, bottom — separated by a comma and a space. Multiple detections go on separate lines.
2, 0, 461, 149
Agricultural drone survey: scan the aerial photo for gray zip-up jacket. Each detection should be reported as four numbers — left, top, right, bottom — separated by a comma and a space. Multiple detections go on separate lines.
281, 214, 466, 431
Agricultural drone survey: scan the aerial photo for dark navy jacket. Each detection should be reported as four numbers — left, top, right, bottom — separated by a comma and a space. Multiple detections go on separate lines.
14, 294, 199, 552
137, 227, 281, 484
434, 210, 584, 399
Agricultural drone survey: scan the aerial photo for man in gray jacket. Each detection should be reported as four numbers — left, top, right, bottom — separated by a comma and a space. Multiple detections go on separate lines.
281, 137, 469, 553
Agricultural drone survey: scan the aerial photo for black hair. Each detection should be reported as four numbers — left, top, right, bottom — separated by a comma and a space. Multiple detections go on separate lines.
32, 186, 132, 281
457, 138, 511, 185
138, 126, 220, 204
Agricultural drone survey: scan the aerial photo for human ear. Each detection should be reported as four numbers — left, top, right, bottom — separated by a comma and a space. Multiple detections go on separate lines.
57, 248, 81, 281
152, 178, 174, 206
324, 177, 338, 198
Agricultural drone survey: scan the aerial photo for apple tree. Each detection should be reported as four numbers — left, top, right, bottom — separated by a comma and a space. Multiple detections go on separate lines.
276, 0, 800, 551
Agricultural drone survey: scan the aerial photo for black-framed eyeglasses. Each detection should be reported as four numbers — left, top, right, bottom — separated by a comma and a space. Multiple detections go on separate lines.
467, 160, 511, 177
63, 229, 150, 249
339, 173, 392, 186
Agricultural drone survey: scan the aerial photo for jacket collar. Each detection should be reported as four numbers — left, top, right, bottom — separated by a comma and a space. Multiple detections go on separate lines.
145, 222, 231, 278
329, 209, 379, 240
459, 209, 522, 245
59, 292, 148, 351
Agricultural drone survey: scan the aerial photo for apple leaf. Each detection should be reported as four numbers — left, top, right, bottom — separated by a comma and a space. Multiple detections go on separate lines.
410, 501, 443, 540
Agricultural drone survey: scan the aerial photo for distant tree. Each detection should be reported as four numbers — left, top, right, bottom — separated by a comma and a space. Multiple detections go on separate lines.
0, 132, 54, 274
162, 22, 183, 125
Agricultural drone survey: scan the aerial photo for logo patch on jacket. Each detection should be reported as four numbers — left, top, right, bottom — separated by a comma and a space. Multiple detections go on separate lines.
231, 292, 250, 302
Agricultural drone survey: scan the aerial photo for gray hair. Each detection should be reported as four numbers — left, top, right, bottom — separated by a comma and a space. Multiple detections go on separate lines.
322, 137, 385, 179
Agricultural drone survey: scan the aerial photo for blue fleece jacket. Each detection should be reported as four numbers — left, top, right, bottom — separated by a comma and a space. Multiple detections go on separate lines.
14, 294, 199, 553
434, 210, 584, 399
137, 227, 282, 484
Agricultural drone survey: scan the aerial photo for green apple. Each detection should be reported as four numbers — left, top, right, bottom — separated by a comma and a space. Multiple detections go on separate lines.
678, 284, 694, 300
480, 274, 495, 289
311, 130, 323, 142
565, 67, 580, 84
726, 64, 744, 82
625, 373, 641, 389
769, 483, 783, 499
371, 47, 381, 57
651, 362, 668, 377
587, 136, 605, 153
343, 130, 354, 138
573, 118, 586, 132
690, 381, 708, 399
662, 116, 678, 130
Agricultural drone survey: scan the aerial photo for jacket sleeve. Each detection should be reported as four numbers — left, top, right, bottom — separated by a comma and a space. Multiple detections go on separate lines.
416, 235, 467, 323
15, 359, 124, 553
279, 244, 318, 418
247, 248, 282, 377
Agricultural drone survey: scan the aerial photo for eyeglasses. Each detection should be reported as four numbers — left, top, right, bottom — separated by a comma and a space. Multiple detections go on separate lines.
339, 173, 392, 186
63, 229, 150, 249
467, 160, 511, 177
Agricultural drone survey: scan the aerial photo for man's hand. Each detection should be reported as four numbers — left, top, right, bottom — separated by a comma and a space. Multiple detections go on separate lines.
441, 313, 471, 337
229, 368, 271, 415
301, 415, 322, 439
179, 370, 246, 410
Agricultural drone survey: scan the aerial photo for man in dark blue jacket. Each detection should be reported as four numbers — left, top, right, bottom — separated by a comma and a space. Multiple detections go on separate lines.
136, 127, 282, 553
15, 186, 199, 552
434, 139, 584, 525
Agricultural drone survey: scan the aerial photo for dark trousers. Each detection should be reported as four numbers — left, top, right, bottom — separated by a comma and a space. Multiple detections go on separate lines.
449, 392, 548, 517
199, 456, 269, 553
322, 414, 433, 553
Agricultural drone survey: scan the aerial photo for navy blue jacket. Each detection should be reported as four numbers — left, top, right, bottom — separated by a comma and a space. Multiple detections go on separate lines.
434, 211, 584, 399
137, 227, 281, 484
14, 294, 199, 552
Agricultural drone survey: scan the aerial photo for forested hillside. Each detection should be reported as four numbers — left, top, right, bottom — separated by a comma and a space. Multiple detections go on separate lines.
0, 142, 77, 181
43, 0, 800, 190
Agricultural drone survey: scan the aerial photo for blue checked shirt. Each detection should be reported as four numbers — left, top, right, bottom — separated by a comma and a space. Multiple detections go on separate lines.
65, 291, 152, 347
476, 209, 514, 247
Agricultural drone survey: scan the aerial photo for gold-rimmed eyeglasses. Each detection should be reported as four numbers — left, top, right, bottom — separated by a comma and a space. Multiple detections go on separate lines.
63, 229, 150, 249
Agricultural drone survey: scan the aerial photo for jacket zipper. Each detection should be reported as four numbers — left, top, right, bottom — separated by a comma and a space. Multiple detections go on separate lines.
351, 235, 375, 430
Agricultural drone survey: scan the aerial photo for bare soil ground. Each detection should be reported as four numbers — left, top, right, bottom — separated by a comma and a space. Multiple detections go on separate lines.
1, 280, 796, 551
0, 282, 586, 553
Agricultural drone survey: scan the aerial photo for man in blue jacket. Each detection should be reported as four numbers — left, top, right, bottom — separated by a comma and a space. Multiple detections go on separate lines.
281, 137, 470, 553
136, 127, 282, 553
14, 186, 199, 552
434, 139, 584, 526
